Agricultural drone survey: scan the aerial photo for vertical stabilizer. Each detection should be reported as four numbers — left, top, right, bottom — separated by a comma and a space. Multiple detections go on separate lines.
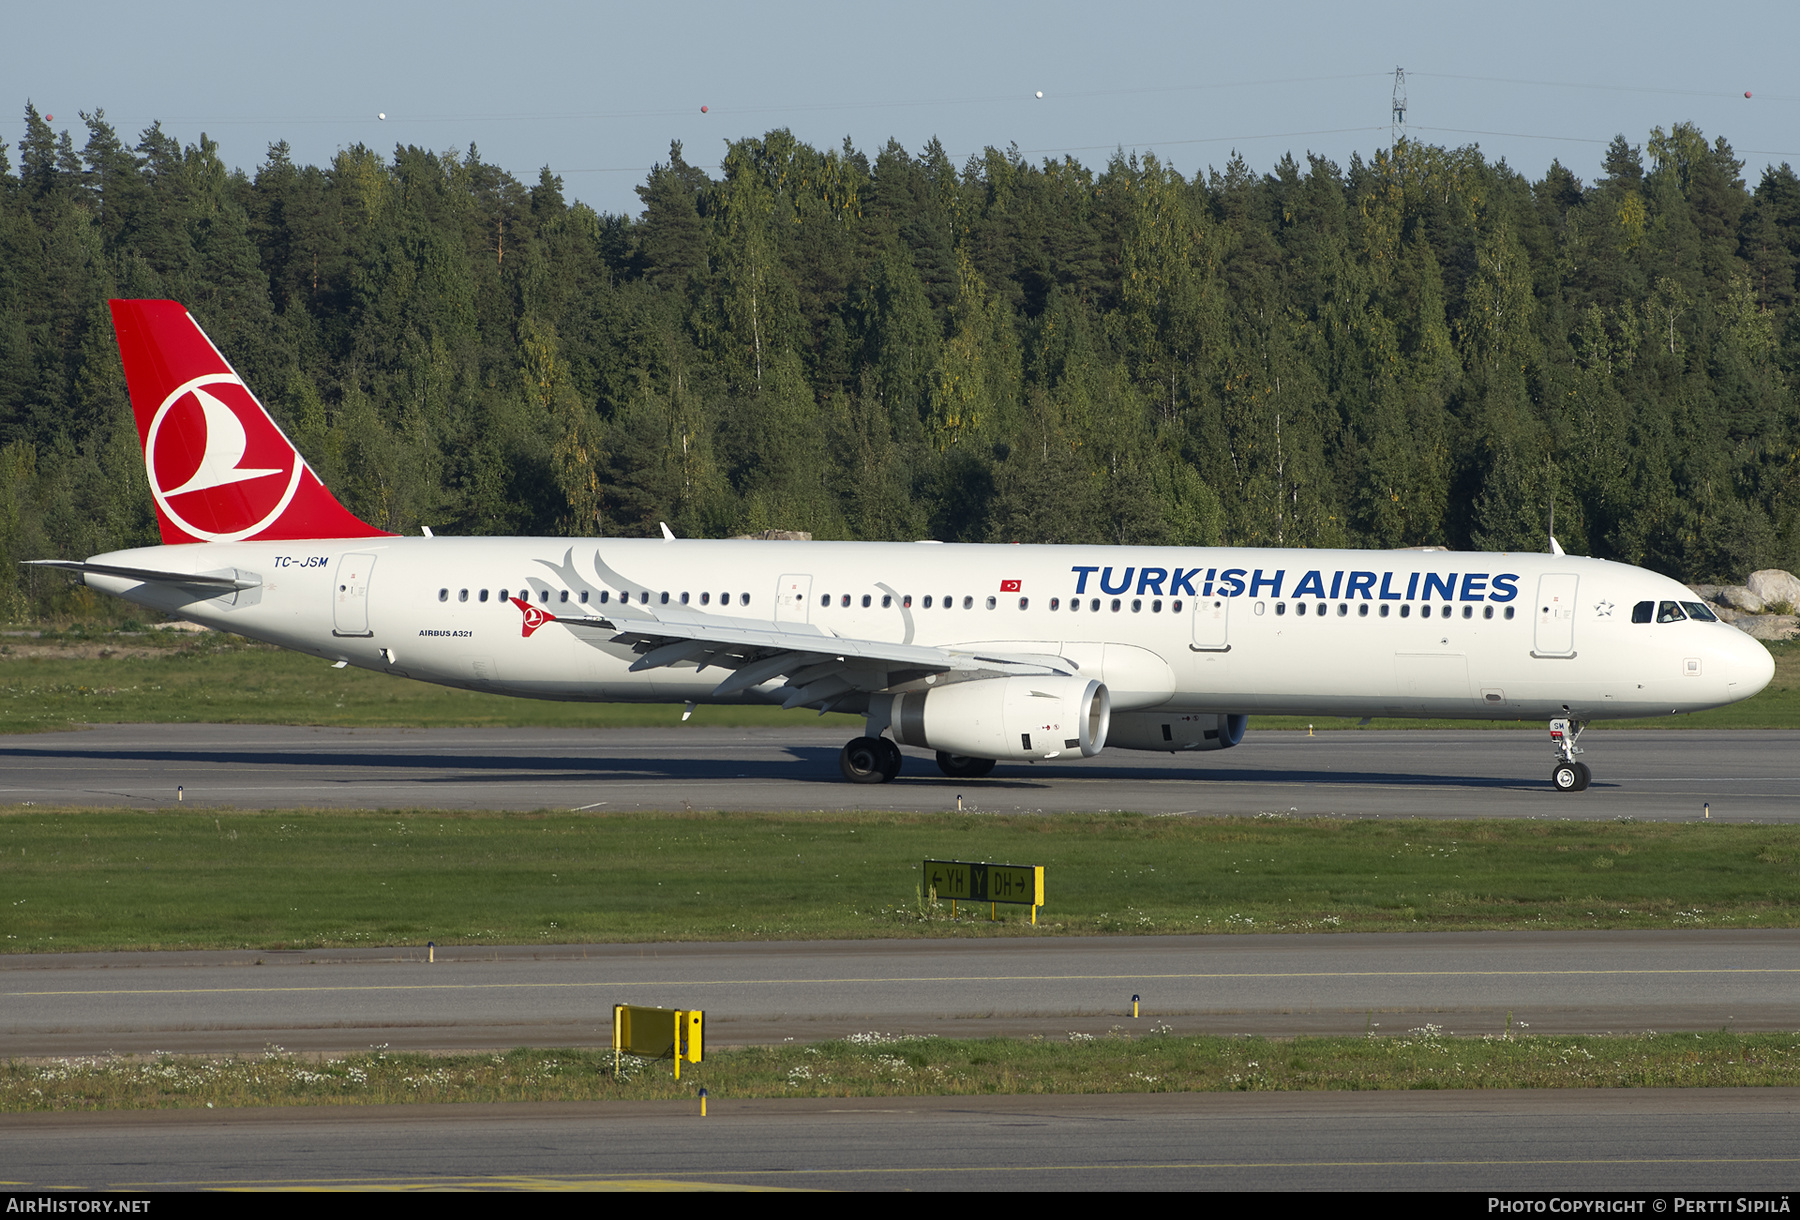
109, 300, 391, 544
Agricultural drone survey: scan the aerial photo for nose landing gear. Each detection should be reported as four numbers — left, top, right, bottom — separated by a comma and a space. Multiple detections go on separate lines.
1549, 717, 1591, 791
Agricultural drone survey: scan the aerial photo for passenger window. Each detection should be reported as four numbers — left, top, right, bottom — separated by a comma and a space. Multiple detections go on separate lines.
1152, 599, 1162, 613
1482, 605, 1492, 619
1050, 597, 1060, 610
842, 594, 852, 608
680, 592, 690, 604
820, 594, 830, 607
1359, 604, 1369, 617
480, 589, 490, 603
1460, 605, 1471, 619
458, 589, 468, 603
1275, 602, 1287, 616
438, 589, 448, 602
1069, 598, 1079, 612
1090, 598, 1101, 612
1657, 601, 1686, 623
963, 596, 973, 609
923, 595, 934, 609
1504, 606, 1515, 620
1337, 603, 1348, 617
498, 589, 508, 602
1295, 602, 1307, 616
1019, 597, 1029, 610
559, 590, 569, 604
903, 595, 912, 608
1400, 604, 1410, 618
1379, 604, 1390, 618
986, 596, 996, 610
700, 592, 710, 605
740, 593, 749, 606
660, 592, 670, 605
1131, 598, 1142, 613
579, 591, 589, 604
1440, 605, 1452, 619
1111, 598, 1122, 612
598, 591, 610, 604
1254, 601, 1266, 616
881, 595, 891, 608
541, 590, 551, 604
1171, 600, 1183, 614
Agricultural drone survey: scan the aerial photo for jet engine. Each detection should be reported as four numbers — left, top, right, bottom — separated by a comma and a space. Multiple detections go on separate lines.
1105, 711, 1247, 752
886, 675, 1110, 761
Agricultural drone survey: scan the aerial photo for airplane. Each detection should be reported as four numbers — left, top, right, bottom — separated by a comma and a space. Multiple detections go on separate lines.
29, 300, 1777, 793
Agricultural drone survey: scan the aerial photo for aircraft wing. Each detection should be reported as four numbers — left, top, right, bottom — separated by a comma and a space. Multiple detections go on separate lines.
508, 598, 1074, 710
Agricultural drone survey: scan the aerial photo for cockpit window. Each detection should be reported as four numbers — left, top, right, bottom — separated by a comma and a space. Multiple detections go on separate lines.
1681, 601, 1718, 622
1631, 601, 1653, 624
1657, 601, 1687, 623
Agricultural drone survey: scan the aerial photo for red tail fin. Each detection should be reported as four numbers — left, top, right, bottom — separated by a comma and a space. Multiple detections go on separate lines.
109, 300, 392, 544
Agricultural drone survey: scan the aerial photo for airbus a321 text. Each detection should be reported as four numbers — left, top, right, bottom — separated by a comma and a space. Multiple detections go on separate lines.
32, 301, 1776, 792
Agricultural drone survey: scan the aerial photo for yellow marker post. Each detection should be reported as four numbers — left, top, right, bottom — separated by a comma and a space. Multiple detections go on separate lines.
614, 1004, 705, 1080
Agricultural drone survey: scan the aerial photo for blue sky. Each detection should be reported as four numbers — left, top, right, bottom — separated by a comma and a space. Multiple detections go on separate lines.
13, 0, 1800, 214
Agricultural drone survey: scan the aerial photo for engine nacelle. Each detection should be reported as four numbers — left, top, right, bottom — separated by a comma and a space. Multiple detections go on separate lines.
887, 676, 1111, 761
1106, 711, 1247, 752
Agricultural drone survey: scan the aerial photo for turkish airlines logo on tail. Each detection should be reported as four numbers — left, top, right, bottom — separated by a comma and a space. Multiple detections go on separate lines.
146, 374, 302, 542
512, 597, 552, 638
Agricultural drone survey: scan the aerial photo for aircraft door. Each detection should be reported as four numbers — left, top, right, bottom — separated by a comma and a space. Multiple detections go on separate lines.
333, 553, 377, 637
775, 574, 812, 623
1191, 595, 1230, 651
1533, 573, 1579, 656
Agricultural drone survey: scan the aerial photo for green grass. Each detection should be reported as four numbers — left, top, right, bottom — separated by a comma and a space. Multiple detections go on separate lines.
8, 1030, 1800, 1111
4, 810, 1797, 952
0, 628, 859, 732
2, 629, 1794, 733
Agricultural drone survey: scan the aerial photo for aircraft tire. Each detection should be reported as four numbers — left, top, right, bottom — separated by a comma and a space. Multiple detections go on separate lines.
1573, 761, 1592, 791
936, 752, 997, 779
839, 737, 889, 784
876, 737, 903, 781
1551, 762, 1581, 792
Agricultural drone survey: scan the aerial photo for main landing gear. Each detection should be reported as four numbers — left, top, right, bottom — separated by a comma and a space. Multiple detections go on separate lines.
836, 738, 1001, 783
1549, 717, 1591, 792
839, 736, 903, 784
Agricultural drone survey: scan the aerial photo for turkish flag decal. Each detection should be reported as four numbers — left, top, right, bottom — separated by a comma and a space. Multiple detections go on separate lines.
1000, 579, 1022, 592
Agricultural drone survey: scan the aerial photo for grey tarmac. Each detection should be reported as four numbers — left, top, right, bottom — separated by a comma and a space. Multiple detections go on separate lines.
6, 931, 1797, 1057
1, 723, 1795, 819
5, 1090, 1799, 1192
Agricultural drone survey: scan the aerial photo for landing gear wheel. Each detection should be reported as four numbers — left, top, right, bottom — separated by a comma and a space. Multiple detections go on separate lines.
1573, 761, 1591, 791
1551, 762, 1580, 792
876, 737, 903, 782
936, 751, 996, 779
839, 737, 889, 784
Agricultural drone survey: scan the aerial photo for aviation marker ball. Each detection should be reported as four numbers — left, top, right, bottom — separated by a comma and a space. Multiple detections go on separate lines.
378, 112, 386, 120
1035, 91, 1043, 99
701, 105, 708, 113
1745, 91, 1753, 98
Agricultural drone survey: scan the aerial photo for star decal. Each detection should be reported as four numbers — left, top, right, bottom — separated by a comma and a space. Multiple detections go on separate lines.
1593, 599, 1614, 617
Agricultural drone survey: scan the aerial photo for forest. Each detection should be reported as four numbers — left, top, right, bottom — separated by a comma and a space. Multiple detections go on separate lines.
2, 102, 1798, 618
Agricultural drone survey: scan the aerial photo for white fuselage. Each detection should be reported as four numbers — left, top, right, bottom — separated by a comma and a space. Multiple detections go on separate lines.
82, 538, 1774, 729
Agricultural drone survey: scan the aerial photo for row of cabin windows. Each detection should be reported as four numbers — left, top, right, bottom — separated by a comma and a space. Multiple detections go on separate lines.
819, 593, 1190, 613
437, 588, 752, 607
1258, 601, 1516, 621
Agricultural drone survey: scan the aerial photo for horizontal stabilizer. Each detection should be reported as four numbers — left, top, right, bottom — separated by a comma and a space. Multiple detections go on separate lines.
23, 559, 260, 592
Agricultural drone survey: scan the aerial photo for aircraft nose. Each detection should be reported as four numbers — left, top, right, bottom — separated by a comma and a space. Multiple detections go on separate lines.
1724, 627, 1776, 702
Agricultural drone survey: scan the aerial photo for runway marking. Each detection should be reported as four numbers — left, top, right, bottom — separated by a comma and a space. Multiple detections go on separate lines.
114, 1156, 1800, 1189
12, 967, 1800, 998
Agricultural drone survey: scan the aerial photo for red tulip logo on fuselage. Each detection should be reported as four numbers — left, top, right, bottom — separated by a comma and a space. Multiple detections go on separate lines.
146, 375, 303, 541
